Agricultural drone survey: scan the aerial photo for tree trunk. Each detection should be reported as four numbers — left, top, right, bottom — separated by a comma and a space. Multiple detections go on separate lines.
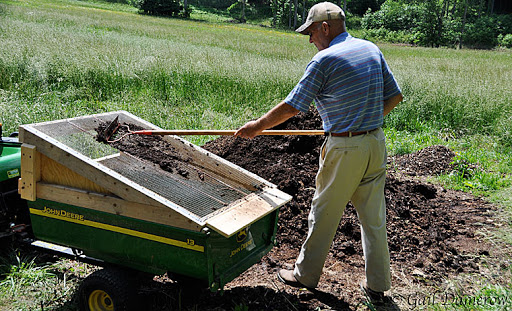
288, 0, 292, 29
293, 0, 298, 29
302, 0, 306, 24
477, 0, 484, 17
459, 0, 468, 49
436, 4, 444, 47
241, 0, 246, 23
183, 0, 187, 16
451, 0, 458, 15
272, 0, 277, 27
334, 1, 346, 12
443, 0, 449, 17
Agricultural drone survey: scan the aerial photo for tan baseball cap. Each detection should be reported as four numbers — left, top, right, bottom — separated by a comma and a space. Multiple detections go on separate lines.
296, 2, 345, 34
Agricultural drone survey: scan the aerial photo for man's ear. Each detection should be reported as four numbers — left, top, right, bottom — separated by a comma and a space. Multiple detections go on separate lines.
321, 21, 330, 35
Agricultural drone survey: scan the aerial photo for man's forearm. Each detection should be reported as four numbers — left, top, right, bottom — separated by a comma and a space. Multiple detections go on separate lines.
234, 101, 300, 139
383, 93, 403, 117
256, 101, 300, 130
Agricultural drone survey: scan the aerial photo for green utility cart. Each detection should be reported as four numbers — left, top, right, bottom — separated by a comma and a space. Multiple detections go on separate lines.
18, 111, 291, 310
0, 126, 30, 237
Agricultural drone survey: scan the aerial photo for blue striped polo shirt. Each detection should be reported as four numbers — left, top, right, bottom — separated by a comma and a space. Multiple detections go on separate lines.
284, 32, 401, 133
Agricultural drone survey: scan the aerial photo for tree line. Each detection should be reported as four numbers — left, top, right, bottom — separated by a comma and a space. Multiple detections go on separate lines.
130, 0, 511, 48
361, 0, 512, 48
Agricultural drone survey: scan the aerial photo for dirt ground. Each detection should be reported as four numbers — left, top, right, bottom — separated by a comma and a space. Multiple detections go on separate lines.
99, 109, 510, 310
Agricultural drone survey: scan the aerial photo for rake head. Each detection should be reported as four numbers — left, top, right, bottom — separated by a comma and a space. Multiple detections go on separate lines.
98, 116, 120, 142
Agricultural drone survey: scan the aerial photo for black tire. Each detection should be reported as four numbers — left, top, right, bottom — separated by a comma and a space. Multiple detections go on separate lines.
78, 268, 136, 311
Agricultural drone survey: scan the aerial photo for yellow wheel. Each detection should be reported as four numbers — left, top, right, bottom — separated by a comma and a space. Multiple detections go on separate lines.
88, 289, 114, 311
79, 268, 136, 311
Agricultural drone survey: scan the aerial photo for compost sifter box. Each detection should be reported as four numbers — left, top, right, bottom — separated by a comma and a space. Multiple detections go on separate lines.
18, 111, 292, 290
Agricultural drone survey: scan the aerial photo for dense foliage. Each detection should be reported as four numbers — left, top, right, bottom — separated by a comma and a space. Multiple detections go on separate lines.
362, 0, 512, 48
136, 0, 183, 16
266, 0, 383, 29
135, 0, 510, 49
130, 0, 511, 49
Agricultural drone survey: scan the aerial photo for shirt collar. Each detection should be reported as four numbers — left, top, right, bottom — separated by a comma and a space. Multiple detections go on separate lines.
329, 32, 352, 47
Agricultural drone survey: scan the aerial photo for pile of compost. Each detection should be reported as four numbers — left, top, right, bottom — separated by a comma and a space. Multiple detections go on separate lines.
202, 109, 497, 310
98, 109, 500, 310
202, 109, 489, 276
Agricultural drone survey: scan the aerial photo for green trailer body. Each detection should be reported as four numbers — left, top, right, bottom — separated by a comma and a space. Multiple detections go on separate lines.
18, 111, 291, 291
28, 199, 278, 289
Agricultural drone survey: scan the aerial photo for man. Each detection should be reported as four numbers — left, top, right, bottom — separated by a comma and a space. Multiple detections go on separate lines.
234, 2, 403, 303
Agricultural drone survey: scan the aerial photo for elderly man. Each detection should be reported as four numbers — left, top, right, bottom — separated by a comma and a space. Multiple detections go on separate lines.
235, 2, 402, 303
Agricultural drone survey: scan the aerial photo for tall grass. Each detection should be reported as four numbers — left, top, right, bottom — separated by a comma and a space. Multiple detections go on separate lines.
0, 0, 312, 145
383, 46, 512, 148
0, 0, 511, 149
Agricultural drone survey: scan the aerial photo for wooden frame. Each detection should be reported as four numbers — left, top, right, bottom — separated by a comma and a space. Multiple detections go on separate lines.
18, 111, 292, 236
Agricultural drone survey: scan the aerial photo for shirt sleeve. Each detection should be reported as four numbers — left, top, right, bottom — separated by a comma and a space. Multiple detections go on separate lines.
380, 53, 402, 101
283, 60, 325, 113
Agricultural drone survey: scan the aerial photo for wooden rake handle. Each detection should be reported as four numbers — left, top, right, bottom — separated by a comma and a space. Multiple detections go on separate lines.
131, 130, 325, 135
131, 130, 326, 136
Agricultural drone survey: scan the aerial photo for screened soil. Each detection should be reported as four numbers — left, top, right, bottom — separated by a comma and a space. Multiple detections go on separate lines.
96, 123, 193, 179
97, 109, 505, 310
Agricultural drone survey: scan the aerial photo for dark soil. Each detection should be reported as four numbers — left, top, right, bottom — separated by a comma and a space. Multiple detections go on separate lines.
98, 109, 502, 310
390, 145, 456, 177
96, 123, 193, 178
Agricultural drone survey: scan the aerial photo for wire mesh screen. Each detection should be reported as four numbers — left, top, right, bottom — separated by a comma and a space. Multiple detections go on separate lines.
100, 153, 250, 217
32, 115, 124, 160
28, 113, 261, 219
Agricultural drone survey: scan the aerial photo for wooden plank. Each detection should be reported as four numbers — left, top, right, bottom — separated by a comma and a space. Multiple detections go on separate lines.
258, 187, 293, 207
41, 154, 111, 194
94, 153, 121, 162
205, 187, 292, 238
19, 144, 41, 201
36, 183, 202, 232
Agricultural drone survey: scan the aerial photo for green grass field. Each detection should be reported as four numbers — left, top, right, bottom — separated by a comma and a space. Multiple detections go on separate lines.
1, 0, 511, 148
0, 0, 511, 309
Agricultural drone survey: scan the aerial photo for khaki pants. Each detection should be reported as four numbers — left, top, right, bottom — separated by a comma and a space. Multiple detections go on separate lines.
293, 128, 391, 292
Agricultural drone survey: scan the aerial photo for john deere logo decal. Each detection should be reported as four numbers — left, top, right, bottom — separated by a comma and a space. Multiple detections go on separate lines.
230, 229, 254, 258
236, 228, 248, 242
7, 169, 19, 179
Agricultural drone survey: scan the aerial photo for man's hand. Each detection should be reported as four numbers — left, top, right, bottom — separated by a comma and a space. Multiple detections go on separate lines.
234, 120, 263, 139
234, 102, 300, 139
